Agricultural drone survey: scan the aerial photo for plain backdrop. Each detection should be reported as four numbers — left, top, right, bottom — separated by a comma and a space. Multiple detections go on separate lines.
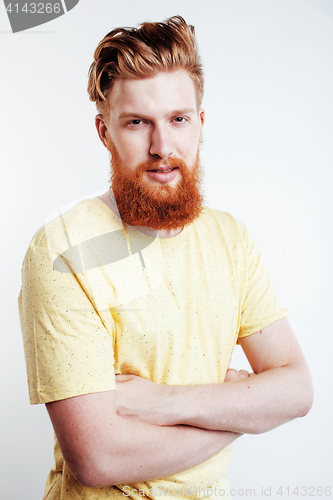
1, 1, 332, 499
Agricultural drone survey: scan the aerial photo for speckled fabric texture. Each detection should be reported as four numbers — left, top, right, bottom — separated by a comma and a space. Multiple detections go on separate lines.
18, 198, 287, 500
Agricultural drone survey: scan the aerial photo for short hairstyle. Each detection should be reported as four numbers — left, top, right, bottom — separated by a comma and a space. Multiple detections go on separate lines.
87, 15, 204, 115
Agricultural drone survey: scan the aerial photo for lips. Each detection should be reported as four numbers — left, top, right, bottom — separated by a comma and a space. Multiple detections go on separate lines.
148, 167, 178, 173
146, 166, 179, 183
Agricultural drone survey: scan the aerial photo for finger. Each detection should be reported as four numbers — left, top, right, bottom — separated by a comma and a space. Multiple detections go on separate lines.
224, 369, 239, 382
238, 370, 250, 379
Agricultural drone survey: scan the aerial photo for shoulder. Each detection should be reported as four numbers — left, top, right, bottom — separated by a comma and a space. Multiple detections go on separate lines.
193, 206, 248, 243
20, 197, 122, 277
27, 197, 119, 252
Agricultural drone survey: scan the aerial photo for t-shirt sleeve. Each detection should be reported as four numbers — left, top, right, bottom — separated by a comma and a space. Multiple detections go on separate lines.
18, 241, 116, 405
237, 225, 288, 340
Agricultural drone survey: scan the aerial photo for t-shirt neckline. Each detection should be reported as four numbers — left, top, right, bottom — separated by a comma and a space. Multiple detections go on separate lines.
93, 196, 192, 247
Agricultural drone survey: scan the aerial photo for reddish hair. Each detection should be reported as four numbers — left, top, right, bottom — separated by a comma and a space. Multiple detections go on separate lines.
87, 15, 204, 114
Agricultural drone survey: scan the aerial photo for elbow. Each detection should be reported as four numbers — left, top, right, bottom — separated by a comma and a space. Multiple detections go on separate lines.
74, 464, 118, 489
74, 470, 99, 489
297, 385, 314, 419
74, 467, 105, 489
293, 370, 314, 420
59, 418, 131, 487
67, 452, 120, 488
76, 475, 107, 489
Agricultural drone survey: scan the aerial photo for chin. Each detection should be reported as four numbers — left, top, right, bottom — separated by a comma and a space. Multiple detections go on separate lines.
144, 176, 180, 191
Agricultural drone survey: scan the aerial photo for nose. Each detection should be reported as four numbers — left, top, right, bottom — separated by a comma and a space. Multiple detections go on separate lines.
149, 124, 173, 159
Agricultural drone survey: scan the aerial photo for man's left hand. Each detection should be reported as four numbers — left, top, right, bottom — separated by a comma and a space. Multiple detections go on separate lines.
115, 369, 251, 426
115, 374, 173, 426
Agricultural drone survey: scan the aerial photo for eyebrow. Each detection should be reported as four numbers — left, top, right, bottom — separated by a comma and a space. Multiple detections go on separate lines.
118, 108, 196, 120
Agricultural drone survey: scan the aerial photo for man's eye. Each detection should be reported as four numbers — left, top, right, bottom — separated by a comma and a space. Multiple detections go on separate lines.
130, 119, 142, 126
174, 116, 186, 123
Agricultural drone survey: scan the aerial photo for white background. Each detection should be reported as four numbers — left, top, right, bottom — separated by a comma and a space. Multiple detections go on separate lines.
0, 0, 332, 499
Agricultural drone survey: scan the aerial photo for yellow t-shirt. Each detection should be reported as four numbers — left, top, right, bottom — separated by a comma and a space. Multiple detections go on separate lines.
18, 198, 287, 500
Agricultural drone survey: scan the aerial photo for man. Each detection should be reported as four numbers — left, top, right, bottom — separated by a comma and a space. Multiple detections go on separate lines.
19, 16, 313, 500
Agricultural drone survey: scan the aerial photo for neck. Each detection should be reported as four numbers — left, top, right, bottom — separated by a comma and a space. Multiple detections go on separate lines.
98, 191, 183, 238
131, 225, 183, 238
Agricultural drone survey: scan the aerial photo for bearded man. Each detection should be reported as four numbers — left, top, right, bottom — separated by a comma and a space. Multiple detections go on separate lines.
19, 16, 313, 500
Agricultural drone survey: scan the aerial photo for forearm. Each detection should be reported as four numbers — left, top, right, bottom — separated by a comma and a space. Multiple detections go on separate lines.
92, 416, 240, 486
116, 320, 313, 436
164, 364, 312, 434
48, 391, 241, 489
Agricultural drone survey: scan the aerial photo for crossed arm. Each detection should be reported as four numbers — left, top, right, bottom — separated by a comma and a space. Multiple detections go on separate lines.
46, 318, 313, 488
115, 318, 313, 434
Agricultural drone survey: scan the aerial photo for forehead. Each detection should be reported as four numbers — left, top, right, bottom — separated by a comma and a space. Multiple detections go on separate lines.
108, 70, 198, 118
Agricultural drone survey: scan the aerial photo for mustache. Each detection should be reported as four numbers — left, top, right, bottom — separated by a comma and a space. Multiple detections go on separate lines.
111, 155, 186, 173
132, 157, 188, 178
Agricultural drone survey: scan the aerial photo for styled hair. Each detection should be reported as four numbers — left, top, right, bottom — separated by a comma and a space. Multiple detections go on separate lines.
87, 15, 204, 114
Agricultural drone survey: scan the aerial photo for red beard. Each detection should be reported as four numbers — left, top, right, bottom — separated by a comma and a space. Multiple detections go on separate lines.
108, 142, 204, 230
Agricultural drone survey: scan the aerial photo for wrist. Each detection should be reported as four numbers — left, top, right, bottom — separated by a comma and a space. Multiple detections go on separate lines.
162, 384, 196, 426
156, 384, 182, 426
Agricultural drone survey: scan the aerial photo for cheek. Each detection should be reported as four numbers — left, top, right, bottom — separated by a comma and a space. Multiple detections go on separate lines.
116, 135, 149, 166
111, 146, 133, 169
181, 138, 200, 165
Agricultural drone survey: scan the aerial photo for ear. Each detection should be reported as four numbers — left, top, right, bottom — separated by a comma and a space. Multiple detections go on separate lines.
95, 114, 109, 148
199, 108, 205, 130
